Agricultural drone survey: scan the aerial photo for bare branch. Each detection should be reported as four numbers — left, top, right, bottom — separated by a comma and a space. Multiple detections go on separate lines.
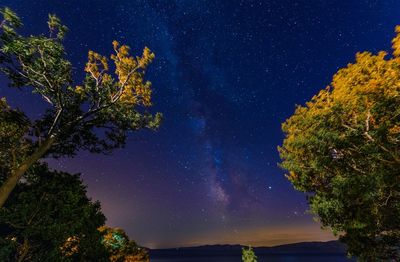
47, 108, 63, 136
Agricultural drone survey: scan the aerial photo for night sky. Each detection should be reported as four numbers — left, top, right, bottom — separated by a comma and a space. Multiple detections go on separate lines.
2, 0, 400, 249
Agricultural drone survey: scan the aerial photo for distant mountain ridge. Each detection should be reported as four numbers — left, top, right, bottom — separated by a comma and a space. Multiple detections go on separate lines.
150, 240, 348, 258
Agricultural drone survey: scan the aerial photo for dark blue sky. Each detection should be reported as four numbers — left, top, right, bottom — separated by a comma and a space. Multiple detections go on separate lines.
2, 0, 400, 248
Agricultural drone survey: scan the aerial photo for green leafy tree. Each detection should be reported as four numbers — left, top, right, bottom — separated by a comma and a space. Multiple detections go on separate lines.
0, 164, 108, 261
0, 7, 162, 207
279, 26, 400, 260
242, 246, 257, 262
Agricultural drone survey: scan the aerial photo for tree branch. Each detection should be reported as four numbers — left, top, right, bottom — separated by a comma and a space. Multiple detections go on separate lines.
47, 108, 63, 136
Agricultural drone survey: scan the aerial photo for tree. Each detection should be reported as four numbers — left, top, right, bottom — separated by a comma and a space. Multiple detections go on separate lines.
0, 7, 162, 207
99, 226, 149, 262
242, 246, 257, 262
279, 26, 400, 260
0, 98, 30, 185
0, 164, 108, 261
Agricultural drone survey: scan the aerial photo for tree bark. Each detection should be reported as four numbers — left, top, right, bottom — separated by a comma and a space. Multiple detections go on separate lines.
0, 135, 55, 207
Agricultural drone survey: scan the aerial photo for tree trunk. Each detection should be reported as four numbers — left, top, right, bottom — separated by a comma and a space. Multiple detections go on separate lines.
0, 135, 55, 207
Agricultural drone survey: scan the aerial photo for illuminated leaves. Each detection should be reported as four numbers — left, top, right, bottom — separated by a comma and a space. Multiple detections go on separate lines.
98, 226, 149, 262
279, 26, 400, 260
83, 41, 156, 109
392, 25, 400, 57
86, 51, 108, 74
60, 236, 80, 257
0, 7, 22, 36
47, 14, 67, 40
242, 246, 257, 262
110, 40, 155, 106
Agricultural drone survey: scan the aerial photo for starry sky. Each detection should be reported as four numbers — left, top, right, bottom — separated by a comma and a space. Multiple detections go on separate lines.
2, 0, 400, 249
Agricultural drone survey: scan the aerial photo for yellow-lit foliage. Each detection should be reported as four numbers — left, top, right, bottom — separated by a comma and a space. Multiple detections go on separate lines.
98, 226, 149, 262
81, 41, 155, 107
281, 36, 400, 191
392, 25, 400, 57
111, 41, 154, 106
123, 252, 150, 262
279, 26, 400, 260
85, 50, 109, 79
59, 236, 80, 257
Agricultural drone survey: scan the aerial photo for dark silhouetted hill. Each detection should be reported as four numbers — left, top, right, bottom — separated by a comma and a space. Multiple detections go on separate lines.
150, 240, 348, 258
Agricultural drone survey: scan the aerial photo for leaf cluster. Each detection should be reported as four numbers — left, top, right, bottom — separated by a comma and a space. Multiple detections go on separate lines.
98, 226, 149, 262
241, 246, 257, 262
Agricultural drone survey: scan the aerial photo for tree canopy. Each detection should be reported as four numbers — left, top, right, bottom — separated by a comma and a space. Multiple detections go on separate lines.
0, 7, 161, 207
0, 98, 30, 184
0, 164, 107, 261
279, 27, 400, 260
242, 246, 257, 262
99, 226, 149, 262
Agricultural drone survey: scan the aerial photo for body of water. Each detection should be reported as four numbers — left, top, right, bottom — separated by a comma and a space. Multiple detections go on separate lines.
151, 254, 354, 261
